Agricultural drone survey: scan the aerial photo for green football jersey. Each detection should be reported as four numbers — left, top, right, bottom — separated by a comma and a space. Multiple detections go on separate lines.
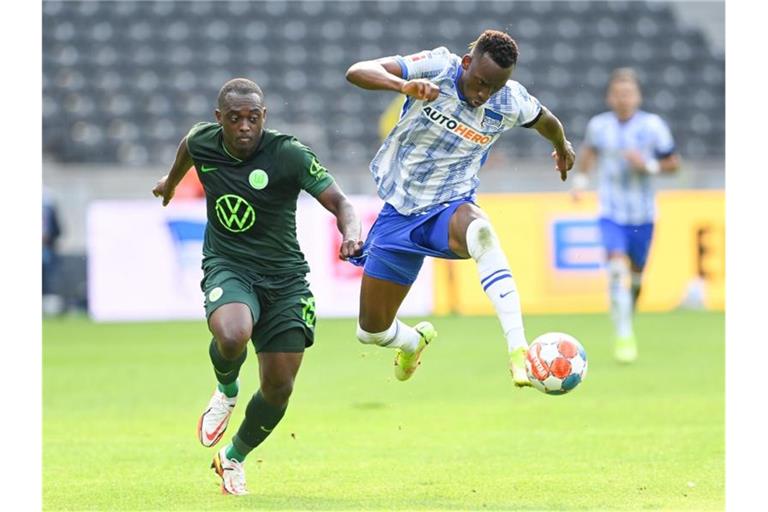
185, 122, 334, 275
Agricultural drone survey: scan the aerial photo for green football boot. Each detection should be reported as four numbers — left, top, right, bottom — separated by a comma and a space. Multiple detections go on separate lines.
394, 321, 437, 381
508, 346, 532, 387
614, 334, 638, 363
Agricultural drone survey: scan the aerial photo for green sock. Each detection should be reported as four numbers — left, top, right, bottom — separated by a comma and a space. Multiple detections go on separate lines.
217, 380, 239, 398
631, 284, 642, 311
224, 442, 246, 463
229, 390, 287, 461
209, 338, 246, 393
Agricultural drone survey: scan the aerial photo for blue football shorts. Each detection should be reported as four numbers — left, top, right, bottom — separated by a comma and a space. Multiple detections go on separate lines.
598, 217, 655, 270
347, 197, 474, 285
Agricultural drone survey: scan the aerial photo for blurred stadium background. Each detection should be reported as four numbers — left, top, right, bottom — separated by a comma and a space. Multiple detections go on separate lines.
41, 0, 724, 318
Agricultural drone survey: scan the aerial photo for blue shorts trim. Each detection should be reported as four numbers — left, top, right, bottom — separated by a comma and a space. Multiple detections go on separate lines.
599, 217, 655, 269
348, 198, 474, 285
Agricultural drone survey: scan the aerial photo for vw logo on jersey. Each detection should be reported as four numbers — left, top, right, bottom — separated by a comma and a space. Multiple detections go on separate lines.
215, 194, 256, 233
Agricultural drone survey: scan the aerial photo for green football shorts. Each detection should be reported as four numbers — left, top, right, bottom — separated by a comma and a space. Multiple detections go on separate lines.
200, 263, 316, 353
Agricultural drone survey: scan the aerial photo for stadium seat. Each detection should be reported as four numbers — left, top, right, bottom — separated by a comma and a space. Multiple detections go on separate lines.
42, 0, 725, 164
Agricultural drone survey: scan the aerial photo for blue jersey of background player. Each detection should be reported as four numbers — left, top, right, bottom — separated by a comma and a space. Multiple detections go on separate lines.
345, 30, 575, 386
573, 68, 680, 363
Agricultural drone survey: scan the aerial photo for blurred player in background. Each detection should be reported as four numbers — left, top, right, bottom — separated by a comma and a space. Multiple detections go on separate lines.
572, 68, 680, 363
152, 78, 362, 495
42, 186, 63, 314
345, 30, 575, 386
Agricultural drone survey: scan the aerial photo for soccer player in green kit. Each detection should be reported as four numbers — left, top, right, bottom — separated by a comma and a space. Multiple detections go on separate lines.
152, 78, 362, 495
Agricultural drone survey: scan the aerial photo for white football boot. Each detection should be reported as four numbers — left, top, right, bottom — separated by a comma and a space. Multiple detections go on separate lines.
197, 383, 237, 447
211, 447, 249, 495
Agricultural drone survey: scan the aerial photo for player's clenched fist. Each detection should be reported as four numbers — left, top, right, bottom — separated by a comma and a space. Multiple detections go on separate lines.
551, 140, 576, 181
152, 175, 175, 206
338, 239, 364, 261
400, 79, 439, 101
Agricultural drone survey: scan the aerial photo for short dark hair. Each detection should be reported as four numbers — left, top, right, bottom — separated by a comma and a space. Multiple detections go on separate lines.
217, 78, 264, 110
608, 67, 640, 87
469, 30, 519, 68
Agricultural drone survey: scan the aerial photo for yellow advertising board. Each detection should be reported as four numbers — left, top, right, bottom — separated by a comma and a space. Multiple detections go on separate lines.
433, 190, 724, 315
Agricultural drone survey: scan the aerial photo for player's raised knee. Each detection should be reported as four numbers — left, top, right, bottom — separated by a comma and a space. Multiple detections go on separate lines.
607, 257, 630, 278
214, 326, 251, 360
466, 218, 499, 258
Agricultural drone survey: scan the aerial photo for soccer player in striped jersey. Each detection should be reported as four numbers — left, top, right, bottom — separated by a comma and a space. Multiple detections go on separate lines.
572, 68, 680, 363
345, 30, 575, 386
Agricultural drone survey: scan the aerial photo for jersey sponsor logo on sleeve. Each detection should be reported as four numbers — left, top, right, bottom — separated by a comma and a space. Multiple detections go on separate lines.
405, 51, 430, 62
308, 158, 329, 181
422, 105, 492, 146
214, 194, 256, 233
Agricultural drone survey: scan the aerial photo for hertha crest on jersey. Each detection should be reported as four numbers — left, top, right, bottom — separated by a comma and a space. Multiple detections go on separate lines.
482, 109, 504, 130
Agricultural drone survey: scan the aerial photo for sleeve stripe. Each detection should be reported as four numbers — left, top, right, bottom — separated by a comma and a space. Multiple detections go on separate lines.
655, 147, 677, 159
521, 107, 544, 128
395, 56, 409, 80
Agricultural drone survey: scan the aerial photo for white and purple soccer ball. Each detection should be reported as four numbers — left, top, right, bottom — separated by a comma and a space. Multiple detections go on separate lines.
525, 332, 588, 395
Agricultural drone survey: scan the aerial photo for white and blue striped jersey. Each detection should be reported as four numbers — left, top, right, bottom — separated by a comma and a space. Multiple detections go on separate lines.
584, 110, 676, 225
370, 47, 542, 215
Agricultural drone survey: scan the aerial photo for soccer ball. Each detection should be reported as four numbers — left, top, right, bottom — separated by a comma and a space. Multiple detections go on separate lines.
525, 332, 588, 395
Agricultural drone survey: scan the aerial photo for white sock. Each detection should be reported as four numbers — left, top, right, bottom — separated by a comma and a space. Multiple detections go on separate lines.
356, 319, 421, 353
608, 258, 634, 337
466, 218, 527, 352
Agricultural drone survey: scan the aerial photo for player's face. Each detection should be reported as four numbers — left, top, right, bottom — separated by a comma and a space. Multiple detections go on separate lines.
460, 52, 513, 108
607, 80, 642, 119
215, 93, 267, 157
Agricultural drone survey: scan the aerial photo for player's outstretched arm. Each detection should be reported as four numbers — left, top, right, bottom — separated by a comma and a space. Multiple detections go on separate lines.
315, 183, 363, 260
345, 58, 439, 101
571, 145, 596, 201
657, 153, 681, 173
530, 106, 576, 181
152, 136, 194, 206
623, 149, 681, 175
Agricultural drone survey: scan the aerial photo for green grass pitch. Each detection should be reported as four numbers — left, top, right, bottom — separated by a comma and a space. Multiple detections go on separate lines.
43, 311, 723, 511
